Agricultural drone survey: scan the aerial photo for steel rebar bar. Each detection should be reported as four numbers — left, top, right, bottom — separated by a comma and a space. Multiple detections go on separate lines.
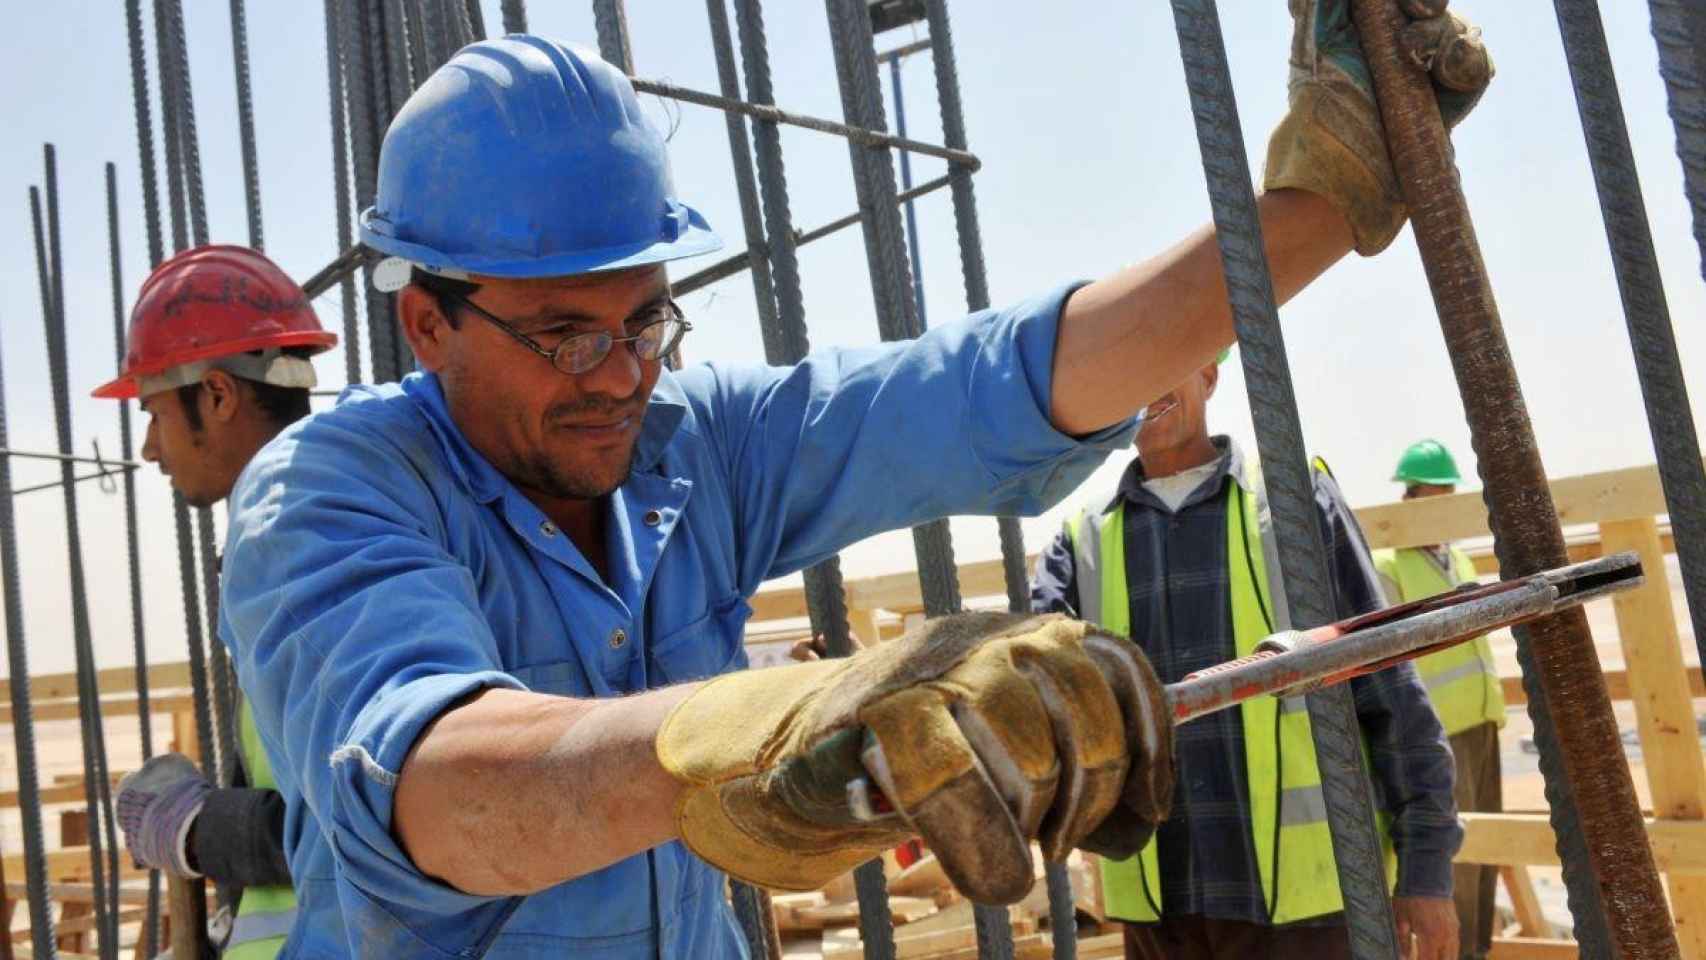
1552, 0, 1706, 695
1645, 0, 1706, 277
1351, 0, 1678, 954
1167, 3, 1400, 955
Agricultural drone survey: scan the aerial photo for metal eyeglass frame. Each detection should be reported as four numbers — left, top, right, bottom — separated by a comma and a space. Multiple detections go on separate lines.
443, 292, 692, 375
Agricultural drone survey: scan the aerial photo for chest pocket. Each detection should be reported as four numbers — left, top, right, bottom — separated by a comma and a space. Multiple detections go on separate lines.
648, 594, 751, 687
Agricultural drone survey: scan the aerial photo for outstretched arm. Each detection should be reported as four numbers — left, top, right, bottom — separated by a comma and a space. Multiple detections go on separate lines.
1050, 188, 1352, 435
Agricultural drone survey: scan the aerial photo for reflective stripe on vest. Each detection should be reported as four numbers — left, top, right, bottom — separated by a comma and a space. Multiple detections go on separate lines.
228, 703, 295, 959
1372, 546, 1506, 735
1076, 474, 1396, 924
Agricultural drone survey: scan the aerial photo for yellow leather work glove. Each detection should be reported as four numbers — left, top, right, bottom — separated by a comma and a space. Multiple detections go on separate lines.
655, 612, 1173, 904
1266, 0, 1494, 254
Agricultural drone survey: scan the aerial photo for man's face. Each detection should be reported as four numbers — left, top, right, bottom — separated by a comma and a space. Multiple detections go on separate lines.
140, 388, 221, 507
1136, 364, 1217, 459
429, 265, 669, 503
1404, 482, 1457, 500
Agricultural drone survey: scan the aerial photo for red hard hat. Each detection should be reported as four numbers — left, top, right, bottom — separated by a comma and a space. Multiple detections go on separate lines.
92, 244, 338, 399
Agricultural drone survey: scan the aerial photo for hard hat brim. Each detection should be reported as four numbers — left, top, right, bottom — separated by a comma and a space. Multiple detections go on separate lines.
91, 330, 339, 400
357, 203, 724, 282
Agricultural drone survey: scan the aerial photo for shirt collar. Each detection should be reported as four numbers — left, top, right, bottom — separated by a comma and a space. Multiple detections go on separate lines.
400, 371, 689, 504
1111, 434, 1252, 510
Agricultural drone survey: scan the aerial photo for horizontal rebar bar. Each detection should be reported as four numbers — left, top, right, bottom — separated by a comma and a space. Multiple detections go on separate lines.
0, 447, 143, 469
676, 174, 950, 297
630, 76, 979, 169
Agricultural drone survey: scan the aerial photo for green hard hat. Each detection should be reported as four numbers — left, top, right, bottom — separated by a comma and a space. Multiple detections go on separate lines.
1393, 438, 1462, 485
1216, 346, 1231, 365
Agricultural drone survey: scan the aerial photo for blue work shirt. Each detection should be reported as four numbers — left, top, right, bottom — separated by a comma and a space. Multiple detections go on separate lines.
218, 284, 1136, 958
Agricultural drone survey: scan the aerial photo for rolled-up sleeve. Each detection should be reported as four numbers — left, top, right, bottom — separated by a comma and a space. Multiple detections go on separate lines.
1317, 472, 1461, 898
219, 415, 526, 950
678, 283, 1138, 589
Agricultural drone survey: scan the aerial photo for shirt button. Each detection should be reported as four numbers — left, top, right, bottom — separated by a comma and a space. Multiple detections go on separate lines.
609, 628, 628, 649
643, 510, 662, 527
540, 520, 558, 537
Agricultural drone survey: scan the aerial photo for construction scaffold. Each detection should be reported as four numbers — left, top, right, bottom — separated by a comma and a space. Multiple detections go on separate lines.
0, 2, 1703, 959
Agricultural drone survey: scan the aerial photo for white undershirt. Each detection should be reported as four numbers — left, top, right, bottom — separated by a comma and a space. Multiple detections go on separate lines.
1142, 458, 1224, 513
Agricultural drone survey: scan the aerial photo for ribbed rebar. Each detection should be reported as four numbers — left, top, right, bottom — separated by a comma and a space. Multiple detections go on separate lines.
345, 0, 400, 382
463, 0, 486, 40
917, 0, 1032, 677
173, 493, 218, 778
420, 0, 450, 77
229, 0, 264, 249
1, 200, 58, 960
1168, 4, 1400, 956
705, 0, 783, 359
1646, 0, 1706, 277
447, 0, 477, 50
593, 0, 635, 73
824, 4, 991, 954
1554, 0, 1706, 687
108, 160, 163, 958
404, 0, 431, 89
125, 0, 164, 269
381, 0, 414, 125
199, 507, 238, 785
733, 0, 810, 361
154, 0, 190, 255
1351, 0, 1676, 954
324, 0, 363, 386
501, 0, 527, 34
887, 57, 928, 327
730, 882, 782, 960
36, 157, 121, 960
164, 0, 209, 247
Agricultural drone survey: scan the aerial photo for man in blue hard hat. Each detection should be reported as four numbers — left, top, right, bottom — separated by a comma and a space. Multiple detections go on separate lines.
1374, 439, 1506, 960
217, 4, 1493, 957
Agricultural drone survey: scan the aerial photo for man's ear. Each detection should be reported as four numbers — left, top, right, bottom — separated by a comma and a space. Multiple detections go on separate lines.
398, 285, 453, 372
1200, 362, 1220, 399
200, 369, 243, 424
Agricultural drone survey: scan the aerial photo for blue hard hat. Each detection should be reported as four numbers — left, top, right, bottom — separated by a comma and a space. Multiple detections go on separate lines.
359, 36, 721, 279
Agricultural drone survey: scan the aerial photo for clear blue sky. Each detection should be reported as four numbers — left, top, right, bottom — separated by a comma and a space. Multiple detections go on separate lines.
0, 2, 1700, 673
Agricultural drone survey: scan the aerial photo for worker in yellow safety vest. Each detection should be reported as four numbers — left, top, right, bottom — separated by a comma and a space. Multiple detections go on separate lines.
1373, 439, 1506, 960
106, 245, 334, 959
1031, 354, 1463, 960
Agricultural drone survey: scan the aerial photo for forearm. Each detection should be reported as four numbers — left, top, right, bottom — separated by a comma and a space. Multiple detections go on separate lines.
189, 788, 293, 887
393, 684, 697, 896
1050, 188, 1353, 435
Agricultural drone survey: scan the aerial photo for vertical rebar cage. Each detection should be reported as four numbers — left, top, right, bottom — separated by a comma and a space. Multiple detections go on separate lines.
2, 2, 1702, 959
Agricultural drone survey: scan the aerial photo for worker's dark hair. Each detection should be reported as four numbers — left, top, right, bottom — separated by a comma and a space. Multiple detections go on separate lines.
411, 267, 482, 330
176, 346, 316, 432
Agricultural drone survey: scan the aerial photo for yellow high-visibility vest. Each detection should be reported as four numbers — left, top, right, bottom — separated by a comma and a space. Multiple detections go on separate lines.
223, 704, 294, 960
1373, 546, 1506, 735
1068, 473, 1395, 924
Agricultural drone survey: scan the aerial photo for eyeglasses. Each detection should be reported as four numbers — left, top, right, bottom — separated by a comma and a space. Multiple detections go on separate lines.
443, 293, 691, 375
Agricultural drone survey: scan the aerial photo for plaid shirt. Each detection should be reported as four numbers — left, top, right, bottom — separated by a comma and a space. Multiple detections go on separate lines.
1031, 438, 1458, 925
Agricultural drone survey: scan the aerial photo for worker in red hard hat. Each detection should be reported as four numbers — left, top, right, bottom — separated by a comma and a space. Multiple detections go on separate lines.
98, 244, 334, 960
94, 244, 336, 508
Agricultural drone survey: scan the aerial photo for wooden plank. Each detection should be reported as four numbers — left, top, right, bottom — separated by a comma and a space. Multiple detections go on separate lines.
1457, 813, 1706, 873
1354, 461, 1692, 550
0, 777, 123, 810
844, 556, 1036, 613
1602, 518, 1706, 959
0, 692, 194, 727
1489, 937, 1579, 959
0, 662, 192, 705
12, 907, 143, 942
4, 882, 154, 907
168, 876, 206, 960
1499, 667, 1704, 708
172, 706, 201, 767
1500, 866, 1549, 937
3, 847, 146, 884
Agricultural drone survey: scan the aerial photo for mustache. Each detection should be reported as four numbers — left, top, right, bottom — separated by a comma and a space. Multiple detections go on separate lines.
544, 397, 646, 424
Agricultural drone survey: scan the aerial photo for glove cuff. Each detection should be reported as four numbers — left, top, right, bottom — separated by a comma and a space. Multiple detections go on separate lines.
1263, 84, 1406, 256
